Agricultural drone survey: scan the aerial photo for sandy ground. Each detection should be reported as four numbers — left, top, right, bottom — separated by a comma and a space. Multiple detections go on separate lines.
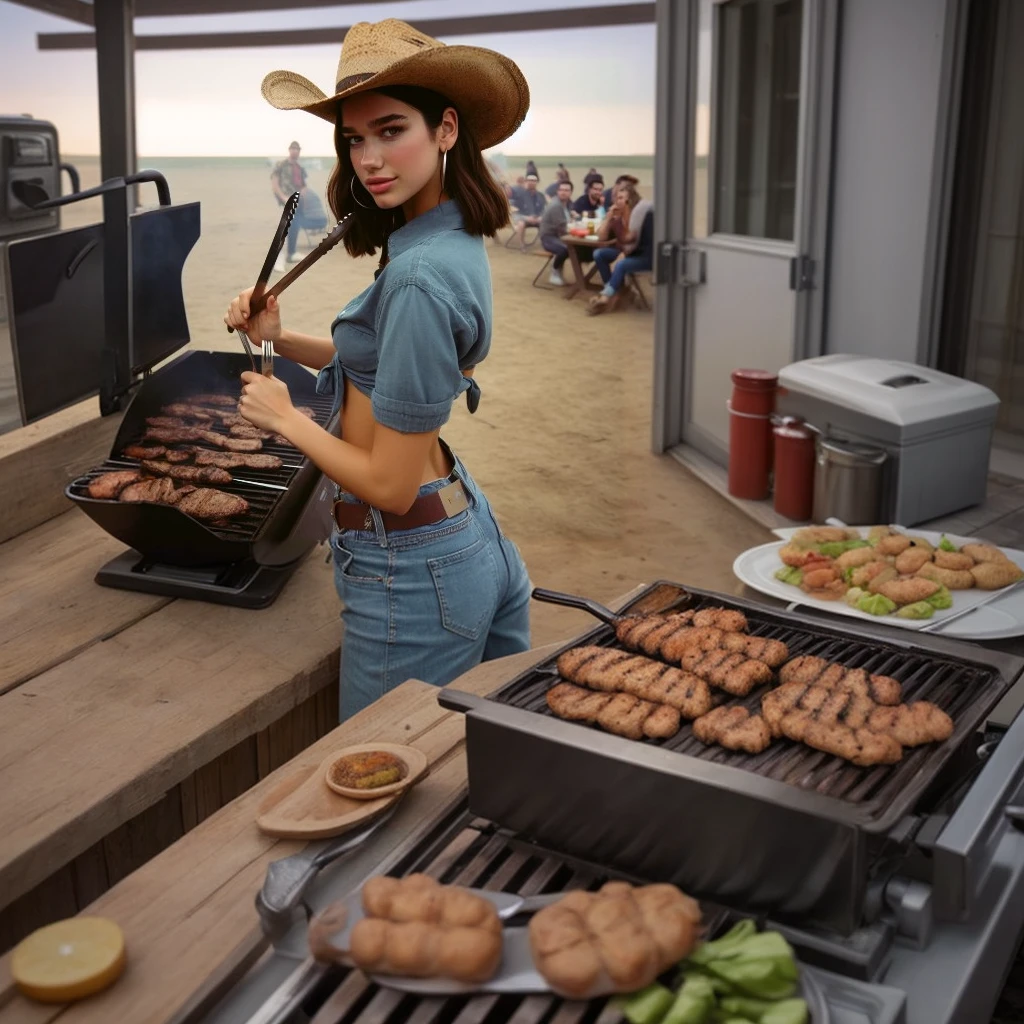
55, 156, 769, 645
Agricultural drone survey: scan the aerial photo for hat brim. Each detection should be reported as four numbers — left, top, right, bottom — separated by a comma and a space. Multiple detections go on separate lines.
262, 45, 529, 151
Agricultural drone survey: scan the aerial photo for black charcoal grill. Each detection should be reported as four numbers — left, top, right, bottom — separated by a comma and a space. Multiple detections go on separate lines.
6, 171, 337, 606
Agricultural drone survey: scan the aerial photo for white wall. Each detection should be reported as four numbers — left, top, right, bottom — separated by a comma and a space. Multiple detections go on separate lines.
825, 0, 953, 363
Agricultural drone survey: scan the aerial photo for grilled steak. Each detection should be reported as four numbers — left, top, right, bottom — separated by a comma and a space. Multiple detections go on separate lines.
229, 423, 273, 440
556, 646, 713, 718
147, 415, 199, 428
123, 444, 167, 459
692, 706, 773, 754
779, 655, 901, 705
192, 450, 284, 470
160, 404, 214, 421
175, 487, 249, 519
140, 459, 232, 484
165, 449, 193, 463
87, 469, 141, 499
118, 476, 179, 504
143, 426, 262, 452
546, 682, 681, 740
676, 647, 773, 696
187, 393, 237, 407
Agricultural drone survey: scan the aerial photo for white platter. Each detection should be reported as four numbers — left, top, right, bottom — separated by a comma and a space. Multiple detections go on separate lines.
733, 527, 1024, 640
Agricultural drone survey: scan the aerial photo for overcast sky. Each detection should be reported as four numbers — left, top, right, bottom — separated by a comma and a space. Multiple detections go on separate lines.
0, 0, 657, 157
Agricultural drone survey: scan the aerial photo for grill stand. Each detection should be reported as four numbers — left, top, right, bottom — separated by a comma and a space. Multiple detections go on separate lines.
95, 548, 313, 609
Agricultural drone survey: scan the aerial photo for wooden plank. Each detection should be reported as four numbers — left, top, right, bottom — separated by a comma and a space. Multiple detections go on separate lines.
102, 788, 185, 889
0, 403, 123, 544
0, 512, 172, 695
0, 869, 78, 960
0, 551, 340, 912
0, 670, 493, 1024
70, 843, 109, 910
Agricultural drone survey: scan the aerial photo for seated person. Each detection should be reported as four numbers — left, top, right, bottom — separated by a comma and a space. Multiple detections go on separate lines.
539, 179, 574, 286
572, 176, 605, 219
602, 173, 639, 211
511, 172, 546, 250
588, 189, 654, 315
545, 163, 570, 198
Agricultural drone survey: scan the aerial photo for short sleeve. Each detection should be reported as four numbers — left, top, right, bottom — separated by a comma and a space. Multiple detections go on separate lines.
371, 281, 467, 433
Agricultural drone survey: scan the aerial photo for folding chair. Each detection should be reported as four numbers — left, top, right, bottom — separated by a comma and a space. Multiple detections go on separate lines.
624, 272, 651, 310
505, 222, 539, 250
531, 251, 556, 289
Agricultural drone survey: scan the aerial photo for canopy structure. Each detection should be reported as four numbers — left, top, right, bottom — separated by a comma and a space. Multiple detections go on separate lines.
8, 0, 655, 180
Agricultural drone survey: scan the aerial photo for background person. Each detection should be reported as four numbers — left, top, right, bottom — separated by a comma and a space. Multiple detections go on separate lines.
539, 179, 574, 286
588, 187, 654, 315
511, 172, 546, 250
270, 140, 310, 265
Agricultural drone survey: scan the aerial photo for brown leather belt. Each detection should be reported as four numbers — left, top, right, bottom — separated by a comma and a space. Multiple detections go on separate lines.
333, 478, 470, 533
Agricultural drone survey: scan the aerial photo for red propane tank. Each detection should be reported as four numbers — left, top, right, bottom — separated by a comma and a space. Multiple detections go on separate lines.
773, 418, 816, 520
727, 369, 778, 500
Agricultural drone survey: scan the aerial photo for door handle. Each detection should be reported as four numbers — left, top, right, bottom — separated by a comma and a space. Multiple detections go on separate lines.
655, 243, 706, 288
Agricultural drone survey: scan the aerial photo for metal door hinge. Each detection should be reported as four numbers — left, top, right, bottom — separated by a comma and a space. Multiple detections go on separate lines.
655, 242, 706, 288
789, 254, 815, 291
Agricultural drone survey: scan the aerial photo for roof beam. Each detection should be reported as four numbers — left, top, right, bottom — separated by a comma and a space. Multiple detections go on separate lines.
38, 3, 655, 50
133, 0, 427, 13
7, 0, 93, 26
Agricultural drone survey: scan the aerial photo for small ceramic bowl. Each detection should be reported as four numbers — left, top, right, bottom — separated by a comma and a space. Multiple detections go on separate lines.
323, 742, 428, 800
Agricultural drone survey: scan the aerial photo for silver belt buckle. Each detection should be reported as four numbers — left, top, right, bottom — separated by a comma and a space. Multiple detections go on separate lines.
438, 480, 469, 518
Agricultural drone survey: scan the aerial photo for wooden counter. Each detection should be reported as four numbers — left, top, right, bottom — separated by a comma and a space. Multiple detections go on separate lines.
0, 507, 343, 953
0, 641, 565, 1024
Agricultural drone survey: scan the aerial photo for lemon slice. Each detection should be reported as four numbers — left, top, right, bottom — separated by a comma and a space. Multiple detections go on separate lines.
11, 917, 126, 1003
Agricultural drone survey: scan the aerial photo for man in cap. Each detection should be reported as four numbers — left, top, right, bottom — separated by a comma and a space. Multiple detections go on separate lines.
511, 171, 546, 251
270, 140, 310, 266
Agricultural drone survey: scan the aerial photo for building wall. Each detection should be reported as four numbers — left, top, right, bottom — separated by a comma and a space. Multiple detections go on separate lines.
825, 0, 953, 364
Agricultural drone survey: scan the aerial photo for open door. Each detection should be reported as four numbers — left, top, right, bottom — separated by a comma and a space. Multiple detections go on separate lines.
653, 0, 836, 463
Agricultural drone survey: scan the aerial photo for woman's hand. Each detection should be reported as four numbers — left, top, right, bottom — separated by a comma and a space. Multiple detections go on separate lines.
238, 370, 295, 433
225, 289, 283, 343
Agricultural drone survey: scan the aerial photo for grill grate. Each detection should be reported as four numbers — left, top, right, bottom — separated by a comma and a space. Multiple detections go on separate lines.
489, 585, 1011, 829
303, 807, 726, 1024
66, 389, 335, 543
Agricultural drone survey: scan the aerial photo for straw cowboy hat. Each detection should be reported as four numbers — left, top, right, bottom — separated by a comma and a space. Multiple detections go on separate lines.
261, 19, 530, 151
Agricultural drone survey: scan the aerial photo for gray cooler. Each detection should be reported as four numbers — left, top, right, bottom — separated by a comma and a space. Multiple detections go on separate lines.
777, 354, 999, 526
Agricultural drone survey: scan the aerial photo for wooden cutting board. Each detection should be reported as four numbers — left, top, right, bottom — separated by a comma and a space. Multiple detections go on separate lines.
256, 746, 425, 839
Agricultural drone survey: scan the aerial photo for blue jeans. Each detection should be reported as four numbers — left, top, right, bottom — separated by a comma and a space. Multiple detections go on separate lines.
541, 235, 568, 270
594, 249, 653, 294
330, 447, 532, 721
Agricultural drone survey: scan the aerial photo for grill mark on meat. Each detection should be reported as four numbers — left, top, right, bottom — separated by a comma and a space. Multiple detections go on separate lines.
866, 702, 953, 745
140, 459, 232, 484
174, 488, 249, 519
165, 449, 193, 463
191, 450, 284, 470
118, 476, 178, 504
546, 682, 681, 740
692, 706, 773, 754
676, 647, 772, 696
556, 645, 713, 718
123, 444, 166, 459
779, 655, 901, 705
86, 470, 141, 499
143, 426, 262, 452
229, 423, 274, 440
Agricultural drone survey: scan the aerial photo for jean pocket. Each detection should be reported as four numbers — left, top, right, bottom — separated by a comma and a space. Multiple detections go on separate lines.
428, 536, 499, 640
330, 530, 387, 585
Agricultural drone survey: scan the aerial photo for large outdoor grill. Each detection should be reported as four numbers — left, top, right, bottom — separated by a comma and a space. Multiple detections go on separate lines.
5, 168, 338, 606
193, 584, 1024, 1023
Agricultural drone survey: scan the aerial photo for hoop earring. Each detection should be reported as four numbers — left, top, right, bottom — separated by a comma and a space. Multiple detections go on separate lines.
350, 175, 373, 209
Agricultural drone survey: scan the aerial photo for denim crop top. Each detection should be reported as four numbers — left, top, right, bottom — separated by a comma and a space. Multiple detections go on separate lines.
315, 201, 489, 434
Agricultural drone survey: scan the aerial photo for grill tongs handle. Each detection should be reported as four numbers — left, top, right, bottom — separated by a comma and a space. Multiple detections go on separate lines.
531, 587, 620, 626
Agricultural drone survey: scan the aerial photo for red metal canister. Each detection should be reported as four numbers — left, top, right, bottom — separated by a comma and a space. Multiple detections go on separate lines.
727, 370, 777, 500
773, 419, 816, 520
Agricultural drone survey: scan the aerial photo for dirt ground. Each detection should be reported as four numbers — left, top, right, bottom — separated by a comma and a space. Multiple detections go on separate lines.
192, 231, 771, 647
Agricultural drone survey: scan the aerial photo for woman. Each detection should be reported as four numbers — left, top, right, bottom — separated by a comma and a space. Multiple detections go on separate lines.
588, 184, 654, 316
225, 19, 533, 721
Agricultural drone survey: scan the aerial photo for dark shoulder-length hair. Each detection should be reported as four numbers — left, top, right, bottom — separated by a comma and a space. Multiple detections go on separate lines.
326, 85, 511, 259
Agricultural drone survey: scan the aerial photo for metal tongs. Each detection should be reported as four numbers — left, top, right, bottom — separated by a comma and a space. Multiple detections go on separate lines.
229, 197, 355, 377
